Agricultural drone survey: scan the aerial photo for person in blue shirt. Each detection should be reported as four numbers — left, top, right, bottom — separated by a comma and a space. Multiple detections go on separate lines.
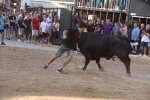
113, 22, 120, 35
131, 23, 140, 54
0, 11, 6, 45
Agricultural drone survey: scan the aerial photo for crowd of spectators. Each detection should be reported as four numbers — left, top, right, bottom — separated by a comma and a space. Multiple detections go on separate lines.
74, 17, 150, 57
0, 10, 60, 47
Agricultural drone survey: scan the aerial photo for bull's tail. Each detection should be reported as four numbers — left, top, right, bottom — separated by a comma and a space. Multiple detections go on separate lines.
122, 36, 143, 54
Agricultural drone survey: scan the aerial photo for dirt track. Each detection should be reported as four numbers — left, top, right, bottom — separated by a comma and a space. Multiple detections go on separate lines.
0, 46, 150, 100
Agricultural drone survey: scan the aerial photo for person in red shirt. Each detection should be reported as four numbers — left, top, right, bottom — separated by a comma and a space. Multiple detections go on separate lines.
31, 14, 40, 43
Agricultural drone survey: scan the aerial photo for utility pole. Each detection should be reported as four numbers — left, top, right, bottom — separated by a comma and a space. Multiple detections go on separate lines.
127, 0, 131, 38
72, 0, 77, 28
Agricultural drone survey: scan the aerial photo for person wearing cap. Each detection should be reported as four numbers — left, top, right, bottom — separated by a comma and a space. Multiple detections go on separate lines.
43, 22, 87, 73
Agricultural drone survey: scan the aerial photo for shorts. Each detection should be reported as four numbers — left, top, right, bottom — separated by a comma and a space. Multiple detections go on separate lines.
32, 30, 39, 36
10, 26, 17, 33
24, 29, 31, 34
55, 44, 74, 57
42, 32, 49, 37
0, 29, 4, 32
130, 42, 138, 46
81, 0, 84, 2
48, 29, 52, 36
104, 0, 107, 3
18, 28, 24, 35
141, 41, 148, 47
90, 0, 93, 2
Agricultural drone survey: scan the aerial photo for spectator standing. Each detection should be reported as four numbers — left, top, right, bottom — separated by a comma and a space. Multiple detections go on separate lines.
130, 23, 140, 54
46, 12, 53, 45
87, 20, 94, 32
5, 15, 10, 39
0, 11, 6, 45
84, 18, 88, 32
39, 18, 50, 47
75, 19, 80, 29
52, 18, 57, 43
139, 25, 150, 57
31, 14, 40, 43
94, 18, 102, 33
8, 12, 17, 40
113, 22, 120, 35
101, 19, 113, 35
54, 20, 60, 43
17, 15, 25, 42
24, 15, 32, 43
139, 23, 145, 49
119, 21, 127, 37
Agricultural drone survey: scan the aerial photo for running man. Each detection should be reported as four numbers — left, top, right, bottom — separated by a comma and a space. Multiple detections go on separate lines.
43, 22, 87, 73
0, 11, 6, 45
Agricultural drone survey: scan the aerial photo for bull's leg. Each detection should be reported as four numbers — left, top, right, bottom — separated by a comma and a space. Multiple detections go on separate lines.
96, 58, 104, 71
82, 54, 91, 71
117, 55, 131, 76
125, 56, 131, 76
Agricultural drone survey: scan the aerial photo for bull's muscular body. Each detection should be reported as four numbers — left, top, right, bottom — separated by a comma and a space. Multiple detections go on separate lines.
78, 32, 132, 75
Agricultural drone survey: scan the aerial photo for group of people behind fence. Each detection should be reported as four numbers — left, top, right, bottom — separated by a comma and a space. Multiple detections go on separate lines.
74, 17, 150, 57
0, 10, 60, 46
78, 0, 127, 11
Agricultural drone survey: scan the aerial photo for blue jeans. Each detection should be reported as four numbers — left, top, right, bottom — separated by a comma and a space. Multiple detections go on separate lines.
96, 0, 101, 8
10, 26, 17, 33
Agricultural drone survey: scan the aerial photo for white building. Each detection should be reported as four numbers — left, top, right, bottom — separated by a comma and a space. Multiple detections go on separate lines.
20, 0, 75, 10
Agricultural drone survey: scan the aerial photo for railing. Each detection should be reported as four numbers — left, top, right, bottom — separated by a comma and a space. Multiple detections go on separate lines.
76, 0, 127, 11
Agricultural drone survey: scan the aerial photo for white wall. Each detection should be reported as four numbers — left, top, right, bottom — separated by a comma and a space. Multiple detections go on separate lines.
20, 0, 30, 10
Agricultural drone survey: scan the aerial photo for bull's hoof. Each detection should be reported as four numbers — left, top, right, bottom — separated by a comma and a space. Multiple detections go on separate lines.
100, 67, 104, 72
127, 73, 131, 77
82, 68, 86, 71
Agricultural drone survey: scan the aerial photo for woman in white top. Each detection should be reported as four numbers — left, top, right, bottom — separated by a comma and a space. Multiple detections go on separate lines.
55, 20, 60, 43
52, 18, 57, 43
139, 25, 150, 57
39, 18, 50, 47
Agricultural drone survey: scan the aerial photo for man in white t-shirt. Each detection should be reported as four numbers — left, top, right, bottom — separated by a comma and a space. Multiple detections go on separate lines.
139, 25, 150, 57
39, 18, 50, 47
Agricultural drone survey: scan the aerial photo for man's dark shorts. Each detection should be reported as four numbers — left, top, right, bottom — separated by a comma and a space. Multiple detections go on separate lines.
0, 29, 4, 32
141, 41, 148, 47
10, 26, 17, 33
24, 29, 31, 34
42, 32, 50, 38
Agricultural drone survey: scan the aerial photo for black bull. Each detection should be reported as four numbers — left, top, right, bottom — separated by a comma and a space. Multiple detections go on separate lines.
78, 32, 133, 76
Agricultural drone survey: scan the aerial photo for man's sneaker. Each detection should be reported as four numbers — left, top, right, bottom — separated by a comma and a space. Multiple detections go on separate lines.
27, 40, 30, 43
48, 42, 52, 46
56, 68, 63, 73
138, 53, 142, 57
39, 43, 43, 47
43, 65, 48, 69
1, 42, 6, 45
18, 39, 22, 42
142, 54, 147, 58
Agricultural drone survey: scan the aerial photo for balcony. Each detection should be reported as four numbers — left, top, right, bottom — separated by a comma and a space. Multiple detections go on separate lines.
76, 0, 127, 12
32, 0, 75, 4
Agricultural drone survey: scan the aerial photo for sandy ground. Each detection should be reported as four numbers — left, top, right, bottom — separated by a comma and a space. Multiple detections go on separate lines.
0, 46, 150, 100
